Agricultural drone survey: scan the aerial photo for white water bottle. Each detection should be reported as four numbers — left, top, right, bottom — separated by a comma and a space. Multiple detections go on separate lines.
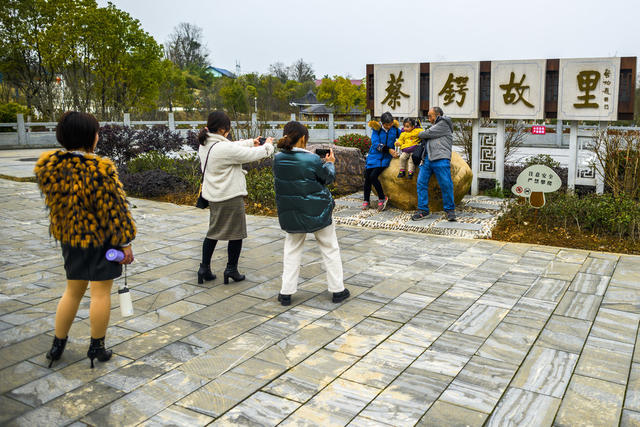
118, 265, 134, 317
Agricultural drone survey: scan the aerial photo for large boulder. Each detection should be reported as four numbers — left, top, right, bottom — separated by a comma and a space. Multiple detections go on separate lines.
308, 143, 365, 194
377, 151, 472, 211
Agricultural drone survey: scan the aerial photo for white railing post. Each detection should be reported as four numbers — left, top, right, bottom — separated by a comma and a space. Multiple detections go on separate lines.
471, 119, 480, 195
251, 112, 258, 130
168, 112, 175, 131
496, 119, 505, 190
123, 113, 131, 127
365, 113, 371, 138
556, 119, 563, 147
290, 113, 296, 121
17, 114, 27, 145
595, 121, 606, 194
568, 120, 578, 192
328, 113, 335, 142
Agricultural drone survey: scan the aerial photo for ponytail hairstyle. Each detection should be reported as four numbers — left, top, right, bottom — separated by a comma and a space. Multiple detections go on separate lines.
278, 121, 309, 151
198, 111, 231, 145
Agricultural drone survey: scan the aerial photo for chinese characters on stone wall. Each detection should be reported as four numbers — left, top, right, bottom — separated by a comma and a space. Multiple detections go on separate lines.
373, 57, 623, 121
430, 62, 480, 118
558, 57, 620, 120
373, 63, 420, 117
490, 59, 545, 119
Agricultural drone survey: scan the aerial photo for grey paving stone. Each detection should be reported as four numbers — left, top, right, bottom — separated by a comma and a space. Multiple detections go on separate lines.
555, 375, 625, 427
214, 391, 300, 426
341, 339, 423, 389
625, 363, 640, 411
428, 331, 484, 357
477, 322, 539, 365
621, 409, 640, 427
537, 315, 591, 354
449, 303, 509, 338
0, 395, 32, 424
325, 318, 401, 357
486, 388, 560, 427
569, 272, 610, 295
264, 349, 358, 403
524, 277, 570, 302
590, 308, 640, 344
417, 400, 488, 426
138, 405, 214, 427
83, 370, 207, 426
575, 336, 633, 385
555, 291, 602, 321
10, 382, 124, 426
502, 297, 556, 329
280, 378, 380, 426
358, 369, 450, 425
439, 356, 518, 413
0, 360, 51, 394
433, 221, 483, 231
602, 286, 640, 314
466, 202, 503, 210
511, 346, 578, 398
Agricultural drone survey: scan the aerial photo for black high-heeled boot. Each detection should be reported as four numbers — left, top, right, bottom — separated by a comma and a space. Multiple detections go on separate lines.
223, 264, 245, 284
45, 336, 68, 368
197, 263, 216, 284
87, 337, 112, 369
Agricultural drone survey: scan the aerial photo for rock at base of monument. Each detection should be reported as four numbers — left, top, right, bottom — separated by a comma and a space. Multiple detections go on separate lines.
376, 152, 472, 212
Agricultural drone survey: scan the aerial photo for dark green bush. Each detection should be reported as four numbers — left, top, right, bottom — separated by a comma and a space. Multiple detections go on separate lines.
334, 133, 371, 155
127, 151, 200, 193
523, 154, 561, 169
120, 169, 189, 197
245, 167, 276, 209
0, 102, 31, 123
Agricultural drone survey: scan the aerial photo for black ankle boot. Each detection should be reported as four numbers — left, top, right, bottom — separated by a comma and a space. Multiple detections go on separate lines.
223, 264, 245, 284
197, 263, 216, 284
87, 337, 112, 369
46, 336, 68, 368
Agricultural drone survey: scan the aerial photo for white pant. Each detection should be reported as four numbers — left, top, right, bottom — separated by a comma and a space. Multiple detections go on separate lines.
281, 223, 345, 295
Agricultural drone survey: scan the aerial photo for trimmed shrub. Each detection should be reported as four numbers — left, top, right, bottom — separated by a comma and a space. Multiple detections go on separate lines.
127, 151, 201, 193
120, 169, 189, 197
334, 133, 371, 156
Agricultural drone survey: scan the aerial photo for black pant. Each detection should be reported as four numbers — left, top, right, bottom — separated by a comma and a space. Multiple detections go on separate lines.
363, 167, 386, 202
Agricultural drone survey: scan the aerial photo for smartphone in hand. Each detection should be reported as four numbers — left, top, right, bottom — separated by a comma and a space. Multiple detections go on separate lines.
315, 148, 330, 157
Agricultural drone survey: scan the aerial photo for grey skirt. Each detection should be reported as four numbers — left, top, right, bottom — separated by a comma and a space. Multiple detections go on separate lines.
207, 196, 247, 241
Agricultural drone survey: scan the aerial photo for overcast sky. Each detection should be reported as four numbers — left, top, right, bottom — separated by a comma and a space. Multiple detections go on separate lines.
97, 0, 639, 78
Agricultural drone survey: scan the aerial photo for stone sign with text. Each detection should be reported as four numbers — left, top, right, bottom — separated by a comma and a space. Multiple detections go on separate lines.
429, 62, 480, 118
373, 63, 420, 117
490, 59, 546, 119
558, 57, 620, 121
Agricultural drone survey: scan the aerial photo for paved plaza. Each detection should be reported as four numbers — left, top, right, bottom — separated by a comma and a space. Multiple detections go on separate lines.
1, 177, 640, 426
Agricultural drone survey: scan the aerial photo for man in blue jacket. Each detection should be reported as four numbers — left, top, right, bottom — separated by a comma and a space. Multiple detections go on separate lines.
412, 107, 456, 221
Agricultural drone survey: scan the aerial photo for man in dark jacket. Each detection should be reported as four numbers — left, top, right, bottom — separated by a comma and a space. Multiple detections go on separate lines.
412, 107, 456, 221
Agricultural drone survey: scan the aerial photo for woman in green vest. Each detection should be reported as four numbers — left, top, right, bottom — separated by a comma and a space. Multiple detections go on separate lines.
272, 121, 350, 306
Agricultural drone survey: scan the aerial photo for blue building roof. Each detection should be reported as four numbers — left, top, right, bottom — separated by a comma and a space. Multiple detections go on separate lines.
205, 67, 236, 78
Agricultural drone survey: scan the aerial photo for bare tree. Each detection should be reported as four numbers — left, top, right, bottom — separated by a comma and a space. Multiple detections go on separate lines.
268, 62, 289, 83
288, 58, 315, 83
165, 23, 209, 70
454, 119, 526, 165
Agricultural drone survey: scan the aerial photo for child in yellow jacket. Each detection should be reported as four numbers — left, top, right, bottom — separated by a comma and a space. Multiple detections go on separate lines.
395, 118, 423, 179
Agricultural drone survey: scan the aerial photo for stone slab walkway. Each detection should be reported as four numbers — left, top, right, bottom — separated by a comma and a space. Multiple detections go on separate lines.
1, 178, 640, 426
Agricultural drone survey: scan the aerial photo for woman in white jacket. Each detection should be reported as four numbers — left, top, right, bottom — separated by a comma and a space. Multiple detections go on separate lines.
197, 111, 274, 284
